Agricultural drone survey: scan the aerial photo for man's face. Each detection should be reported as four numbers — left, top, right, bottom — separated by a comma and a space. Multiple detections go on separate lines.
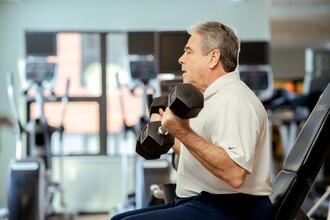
178, 33, 210, 92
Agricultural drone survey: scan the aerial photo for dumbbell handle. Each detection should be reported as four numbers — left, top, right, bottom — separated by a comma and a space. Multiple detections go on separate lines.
149, 96, 169, 136
158, 126, 169, 136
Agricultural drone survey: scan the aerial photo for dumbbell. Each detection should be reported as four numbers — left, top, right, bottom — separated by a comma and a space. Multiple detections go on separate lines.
135, 96, 168, 160
149, 96, 168, 116
137, 83, 204, 159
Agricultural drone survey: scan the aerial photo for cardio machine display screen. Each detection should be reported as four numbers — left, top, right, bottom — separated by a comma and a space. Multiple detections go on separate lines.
25, 62, 57, 85
239, 70, 269, 91
130, 60, 157, 82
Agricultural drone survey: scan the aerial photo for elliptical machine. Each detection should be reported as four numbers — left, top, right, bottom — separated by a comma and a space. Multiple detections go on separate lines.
5, 58, 70, 220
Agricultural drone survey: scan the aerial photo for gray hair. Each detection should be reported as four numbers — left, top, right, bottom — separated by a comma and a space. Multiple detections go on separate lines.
188, 21, 240, 72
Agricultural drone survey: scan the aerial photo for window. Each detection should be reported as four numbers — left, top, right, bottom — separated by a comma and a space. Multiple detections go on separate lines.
25, 31, 153, 156
26, 32, 103, 156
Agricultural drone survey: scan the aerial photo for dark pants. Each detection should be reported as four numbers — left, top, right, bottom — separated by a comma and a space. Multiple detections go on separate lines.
110, 191, 273, 220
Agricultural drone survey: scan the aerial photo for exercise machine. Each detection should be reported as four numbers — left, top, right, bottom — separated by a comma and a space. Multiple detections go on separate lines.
5, 59, 71, 220
271, 82, 330, 219
109, 56, 167, 218
129, 57, 176, 209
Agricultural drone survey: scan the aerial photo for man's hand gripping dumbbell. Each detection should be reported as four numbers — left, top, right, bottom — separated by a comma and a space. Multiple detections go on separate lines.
135, 96, 168, 160
135, 83, 204, 160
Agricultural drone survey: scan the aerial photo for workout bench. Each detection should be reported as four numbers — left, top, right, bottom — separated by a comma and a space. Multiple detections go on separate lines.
271, 82, 330, 219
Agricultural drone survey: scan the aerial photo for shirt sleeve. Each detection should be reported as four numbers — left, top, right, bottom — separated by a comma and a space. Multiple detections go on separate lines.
209, 97, 260, 173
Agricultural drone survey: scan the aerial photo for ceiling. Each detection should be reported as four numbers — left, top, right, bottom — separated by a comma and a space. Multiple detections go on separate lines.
269, 0, 330, 48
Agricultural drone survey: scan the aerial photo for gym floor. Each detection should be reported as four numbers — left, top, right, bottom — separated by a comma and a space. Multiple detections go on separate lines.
0, 213, 109, 220
47, 213, 109, 220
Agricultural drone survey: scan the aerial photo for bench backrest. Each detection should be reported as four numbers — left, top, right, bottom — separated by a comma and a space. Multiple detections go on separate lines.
271, 82, 330, 220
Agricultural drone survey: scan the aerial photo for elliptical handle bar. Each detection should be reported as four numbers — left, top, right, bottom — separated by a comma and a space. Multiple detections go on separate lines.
58, 78, 70, 208
6, 72, 24, 160
59, 79, 70, 129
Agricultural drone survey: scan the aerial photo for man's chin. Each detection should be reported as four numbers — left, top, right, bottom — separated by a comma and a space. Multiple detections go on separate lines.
182, 75, 190, 84
183, 79, 190, 84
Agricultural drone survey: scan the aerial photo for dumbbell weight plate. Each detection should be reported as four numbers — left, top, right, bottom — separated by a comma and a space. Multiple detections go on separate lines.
149, 96, 168, 117
135, 132, 161, 160
168, 83, 204, 119
140, 121, 175, 156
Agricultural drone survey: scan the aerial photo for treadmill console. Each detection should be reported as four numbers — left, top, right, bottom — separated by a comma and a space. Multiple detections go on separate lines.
239, 65, 274, 102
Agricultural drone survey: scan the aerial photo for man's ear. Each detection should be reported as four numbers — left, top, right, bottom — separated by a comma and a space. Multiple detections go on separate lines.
209, 49, 220, 68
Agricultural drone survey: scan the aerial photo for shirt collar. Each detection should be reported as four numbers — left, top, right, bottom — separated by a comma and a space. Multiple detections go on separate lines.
204, 70, 240, 99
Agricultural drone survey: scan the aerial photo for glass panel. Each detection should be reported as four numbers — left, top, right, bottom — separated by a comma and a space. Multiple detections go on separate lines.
106, 33, 144, 156
30, 101, 100, 155
51, 33, 101, 97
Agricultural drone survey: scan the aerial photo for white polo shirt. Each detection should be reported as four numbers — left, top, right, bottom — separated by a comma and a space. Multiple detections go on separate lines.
176, 70, 272, 197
